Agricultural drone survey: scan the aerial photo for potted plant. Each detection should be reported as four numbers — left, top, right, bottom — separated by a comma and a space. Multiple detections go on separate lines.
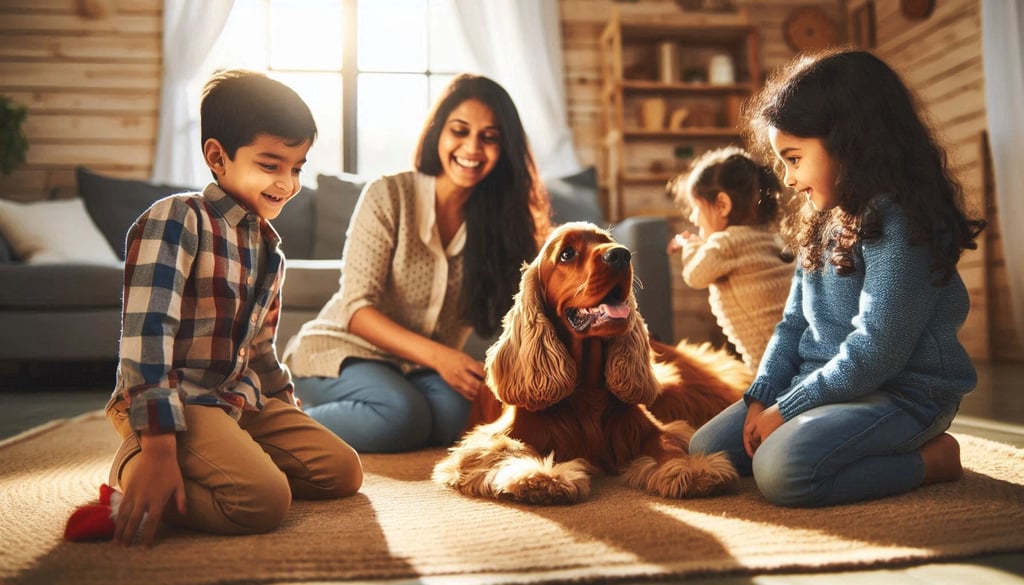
0, 96, 29, 176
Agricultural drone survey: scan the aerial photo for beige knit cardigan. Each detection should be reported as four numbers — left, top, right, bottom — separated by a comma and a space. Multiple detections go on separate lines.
680, 225, 794, 372
283, 171, 472, 378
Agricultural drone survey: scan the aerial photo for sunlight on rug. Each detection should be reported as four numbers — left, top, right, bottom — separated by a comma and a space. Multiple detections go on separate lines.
1, 410, 1022, 585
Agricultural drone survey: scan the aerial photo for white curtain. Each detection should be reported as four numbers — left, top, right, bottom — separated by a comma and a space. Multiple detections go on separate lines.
150, 0, 235, 188
450, 0, 583, 180
981, 0, 1024, 347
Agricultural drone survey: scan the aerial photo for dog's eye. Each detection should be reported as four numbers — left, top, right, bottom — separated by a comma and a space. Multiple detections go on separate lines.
558, 247, 577, 262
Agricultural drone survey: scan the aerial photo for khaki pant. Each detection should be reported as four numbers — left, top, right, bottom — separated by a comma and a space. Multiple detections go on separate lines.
107, 396, 361, 535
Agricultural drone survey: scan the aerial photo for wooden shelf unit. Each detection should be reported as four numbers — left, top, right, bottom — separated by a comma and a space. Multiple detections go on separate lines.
600, 7, 760, 220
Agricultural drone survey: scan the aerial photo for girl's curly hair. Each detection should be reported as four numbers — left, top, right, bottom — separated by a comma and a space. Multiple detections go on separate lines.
744, 48, 985, 283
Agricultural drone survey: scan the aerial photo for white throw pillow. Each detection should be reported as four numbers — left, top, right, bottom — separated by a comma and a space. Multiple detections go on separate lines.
0, 197, 121, 265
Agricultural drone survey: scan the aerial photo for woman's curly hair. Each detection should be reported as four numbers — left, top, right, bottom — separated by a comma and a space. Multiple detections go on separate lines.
744, 48, 985, 283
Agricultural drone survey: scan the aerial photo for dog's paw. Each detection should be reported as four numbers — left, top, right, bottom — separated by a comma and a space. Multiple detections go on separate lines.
494, 455, 592, 505
623, 453, 738, 498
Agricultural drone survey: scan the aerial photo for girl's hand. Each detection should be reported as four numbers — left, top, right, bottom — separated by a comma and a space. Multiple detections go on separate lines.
433, 346, 485, 401
742, 400, 765, 456
666, 231, 699, 254
114, 432, 186, 548
743, 403, 784, 457
667, 233, 687, 254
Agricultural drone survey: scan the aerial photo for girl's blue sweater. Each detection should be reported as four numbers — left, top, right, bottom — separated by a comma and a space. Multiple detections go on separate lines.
745, 197, 977, 420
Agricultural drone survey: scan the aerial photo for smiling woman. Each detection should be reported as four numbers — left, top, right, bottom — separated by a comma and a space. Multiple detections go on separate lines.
282, 74, 550, 455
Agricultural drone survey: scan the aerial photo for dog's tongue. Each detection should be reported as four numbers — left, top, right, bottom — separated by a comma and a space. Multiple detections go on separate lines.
599, 303, 630, 319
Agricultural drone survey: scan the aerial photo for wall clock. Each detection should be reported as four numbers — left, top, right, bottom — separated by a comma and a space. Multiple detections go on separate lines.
783, 6, 839, 53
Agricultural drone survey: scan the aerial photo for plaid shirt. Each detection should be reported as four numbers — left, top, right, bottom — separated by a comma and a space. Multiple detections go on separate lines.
112, 183, 293, 434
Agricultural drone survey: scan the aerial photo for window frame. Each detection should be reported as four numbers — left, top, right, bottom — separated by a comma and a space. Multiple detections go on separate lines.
262, 0, 469, 175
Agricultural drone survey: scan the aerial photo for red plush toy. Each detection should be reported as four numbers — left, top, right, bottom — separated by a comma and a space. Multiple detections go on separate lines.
64, 484, 122, 541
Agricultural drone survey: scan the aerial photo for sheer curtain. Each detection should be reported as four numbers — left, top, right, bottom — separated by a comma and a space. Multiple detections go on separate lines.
150, 0, 235, 188
449, 0, 583, 180
981, 0, 1024, 346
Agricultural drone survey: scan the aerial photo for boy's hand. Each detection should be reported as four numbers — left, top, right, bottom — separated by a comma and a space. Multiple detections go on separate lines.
281, 388, 302, 409
114, 432, 186, 548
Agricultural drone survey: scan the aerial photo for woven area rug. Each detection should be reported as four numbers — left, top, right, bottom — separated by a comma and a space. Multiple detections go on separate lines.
1, 411, 1022, 585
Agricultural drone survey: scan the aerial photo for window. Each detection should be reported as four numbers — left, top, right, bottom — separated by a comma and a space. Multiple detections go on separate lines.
204, 0, 476, 181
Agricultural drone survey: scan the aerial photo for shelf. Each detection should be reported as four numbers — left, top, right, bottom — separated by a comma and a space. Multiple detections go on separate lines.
600, 5, 760, 221
621, 172, 679, 184
616, 11, 754, 40
620, 80, 756, 94
622, 128, 742, 139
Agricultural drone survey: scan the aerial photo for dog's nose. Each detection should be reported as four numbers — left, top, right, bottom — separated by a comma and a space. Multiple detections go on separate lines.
601, 246, 631, 269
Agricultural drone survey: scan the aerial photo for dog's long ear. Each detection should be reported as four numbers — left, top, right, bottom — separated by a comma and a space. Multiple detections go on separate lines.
485, 260, 575, 411
604, 296, 659, 405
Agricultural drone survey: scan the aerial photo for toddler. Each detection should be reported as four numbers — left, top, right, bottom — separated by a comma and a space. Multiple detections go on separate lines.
668, 145, 794, 371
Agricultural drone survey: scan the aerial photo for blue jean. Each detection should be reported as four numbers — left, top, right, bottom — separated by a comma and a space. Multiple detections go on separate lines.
689, 387, 960, 507
293, 360, 470, 453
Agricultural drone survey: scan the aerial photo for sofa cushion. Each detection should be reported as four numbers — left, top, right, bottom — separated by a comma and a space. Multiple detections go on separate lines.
269, 185, 316, 259
0, 197, 120, 265
77, 166, 194, 259
281, 259, 343, 309
546, 166, 604, 225
313, 173, 365, 259
0, 263, 124, 308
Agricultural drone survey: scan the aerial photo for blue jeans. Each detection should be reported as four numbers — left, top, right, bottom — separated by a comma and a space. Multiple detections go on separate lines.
689, 388, 960, 507
293, 360, 470, 453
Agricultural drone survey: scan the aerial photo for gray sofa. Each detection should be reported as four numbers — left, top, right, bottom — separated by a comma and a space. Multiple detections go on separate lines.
0, 166, 673, 364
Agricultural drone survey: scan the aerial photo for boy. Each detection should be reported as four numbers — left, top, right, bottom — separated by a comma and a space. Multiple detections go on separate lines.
105, 70, 362, 547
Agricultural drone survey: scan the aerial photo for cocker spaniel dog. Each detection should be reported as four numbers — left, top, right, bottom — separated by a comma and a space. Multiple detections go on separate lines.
433, 222, 751, 505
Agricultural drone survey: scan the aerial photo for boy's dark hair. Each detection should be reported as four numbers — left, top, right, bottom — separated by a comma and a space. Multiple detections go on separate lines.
671, 145, 783, 227
201, 69, 317, 167
415, 74, 549, 338
745, 48, 984, 284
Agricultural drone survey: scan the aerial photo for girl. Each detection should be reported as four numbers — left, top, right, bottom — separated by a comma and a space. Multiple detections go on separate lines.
689, 49, 986, 507
667, 145, 794, 371
283, 74, 550, 453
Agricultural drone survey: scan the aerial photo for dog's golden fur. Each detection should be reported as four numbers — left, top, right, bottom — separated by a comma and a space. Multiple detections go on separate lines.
433, 222, 750, 504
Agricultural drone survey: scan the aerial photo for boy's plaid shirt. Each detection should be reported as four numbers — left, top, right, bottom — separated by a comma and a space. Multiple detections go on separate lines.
114, 183, 294, 434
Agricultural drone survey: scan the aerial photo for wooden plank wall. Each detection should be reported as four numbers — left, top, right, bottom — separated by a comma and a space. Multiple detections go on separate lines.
0, 0, 162, 201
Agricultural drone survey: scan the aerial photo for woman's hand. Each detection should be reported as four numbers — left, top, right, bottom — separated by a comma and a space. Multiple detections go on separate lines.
432, 346, 485, 401
743, 402, 784, 457
114, 432, 186, 548
349, 307, 486, 400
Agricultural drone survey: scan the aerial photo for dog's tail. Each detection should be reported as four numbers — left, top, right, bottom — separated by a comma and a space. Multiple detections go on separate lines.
646, 339, 750, 428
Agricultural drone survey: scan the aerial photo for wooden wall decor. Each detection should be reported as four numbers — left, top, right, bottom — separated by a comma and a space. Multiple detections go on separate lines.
76, 0, 115, 19
850, 1, 876, 49
783, 6, 839, 52
900, 0, 936, 20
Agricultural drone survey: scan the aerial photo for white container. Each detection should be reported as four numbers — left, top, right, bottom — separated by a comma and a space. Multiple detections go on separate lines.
708, 54, 735, 85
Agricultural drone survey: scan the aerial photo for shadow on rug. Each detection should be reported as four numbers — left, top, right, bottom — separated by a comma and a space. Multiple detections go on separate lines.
2, 411, 1022, 585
